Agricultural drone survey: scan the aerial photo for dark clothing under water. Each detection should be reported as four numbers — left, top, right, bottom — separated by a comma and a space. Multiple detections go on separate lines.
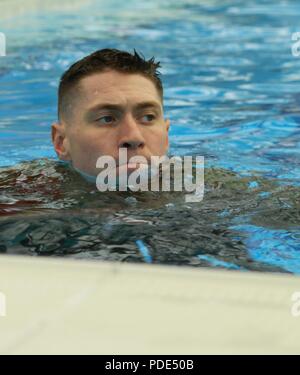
0, 158, 299, 273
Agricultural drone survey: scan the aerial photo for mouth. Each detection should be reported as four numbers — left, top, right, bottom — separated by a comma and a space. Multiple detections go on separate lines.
116, 162, 139, 168
115, 162, 145, 175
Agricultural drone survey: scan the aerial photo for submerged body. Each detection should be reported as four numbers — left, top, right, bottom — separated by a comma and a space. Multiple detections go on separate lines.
0, 158, 299, 273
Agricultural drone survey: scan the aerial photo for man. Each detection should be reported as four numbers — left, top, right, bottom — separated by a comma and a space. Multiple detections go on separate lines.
0, 48, 199, 217
51, 48, 170, 184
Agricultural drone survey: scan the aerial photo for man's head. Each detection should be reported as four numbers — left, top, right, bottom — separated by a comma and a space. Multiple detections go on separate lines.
52, 48, 170, 177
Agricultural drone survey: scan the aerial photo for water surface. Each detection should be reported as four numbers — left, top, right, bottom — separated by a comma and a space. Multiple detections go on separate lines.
0, 0, 299, 273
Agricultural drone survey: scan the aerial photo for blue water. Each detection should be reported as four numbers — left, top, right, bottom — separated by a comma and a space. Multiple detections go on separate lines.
0, 0, 299, 272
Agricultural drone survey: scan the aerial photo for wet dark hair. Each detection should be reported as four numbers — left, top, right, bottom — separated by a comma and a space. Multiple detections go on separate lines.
58, 48, 163, 120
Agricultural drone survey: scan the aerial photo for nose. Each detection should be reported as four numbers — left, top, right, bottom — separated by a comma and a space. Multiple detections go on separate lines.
118, 114, 145, 150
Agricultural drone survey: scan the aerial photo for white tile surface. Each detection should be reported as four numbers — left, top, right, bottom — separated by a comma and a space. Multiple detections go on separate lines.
0, 255, 300, 354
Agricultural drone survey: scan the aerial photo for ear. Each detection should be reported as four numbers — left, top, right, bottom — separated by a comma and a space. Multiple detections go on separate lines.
165, 118, 170, 132
51, 122, 71, 160
165, 118, 170, 149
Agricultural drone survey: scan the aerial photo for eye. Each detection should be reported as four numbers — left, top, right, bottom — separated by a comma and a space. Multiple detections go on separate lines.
141, 114, 156, 123
96, 115, 115, 125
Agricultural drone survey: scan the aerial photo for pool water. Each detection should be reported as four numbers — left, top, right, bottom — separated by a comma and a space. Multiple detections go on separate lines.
0, 0, 299, 273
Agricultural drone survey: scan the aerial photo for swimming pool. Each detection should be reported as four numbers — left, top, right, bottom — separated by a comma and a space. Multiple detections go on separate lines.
0, 0, 299, 273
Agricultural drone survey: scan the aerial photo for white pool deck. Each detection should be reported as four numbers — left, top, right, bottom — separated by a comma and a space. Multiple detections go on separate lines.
0, 254, 300, 354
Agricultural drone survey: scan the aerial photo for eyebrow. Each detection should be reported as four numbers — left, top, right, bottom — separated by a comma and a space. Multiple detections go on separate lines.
86, 101, 162, 115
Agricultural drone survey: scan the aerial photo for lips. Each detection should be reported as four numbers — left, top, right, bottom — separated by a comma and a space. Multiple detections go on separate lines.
115, 162, 144, 175
116, 162, 139, 168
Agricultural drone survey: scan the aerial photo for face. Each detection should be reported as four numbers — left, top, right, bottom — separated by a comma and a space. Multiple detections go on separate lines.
52, 69, 170, 176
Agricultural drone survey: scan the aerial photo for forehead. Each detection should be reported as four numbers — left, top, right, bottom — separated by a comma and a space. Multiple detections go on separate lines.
78, 70, 162, 107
